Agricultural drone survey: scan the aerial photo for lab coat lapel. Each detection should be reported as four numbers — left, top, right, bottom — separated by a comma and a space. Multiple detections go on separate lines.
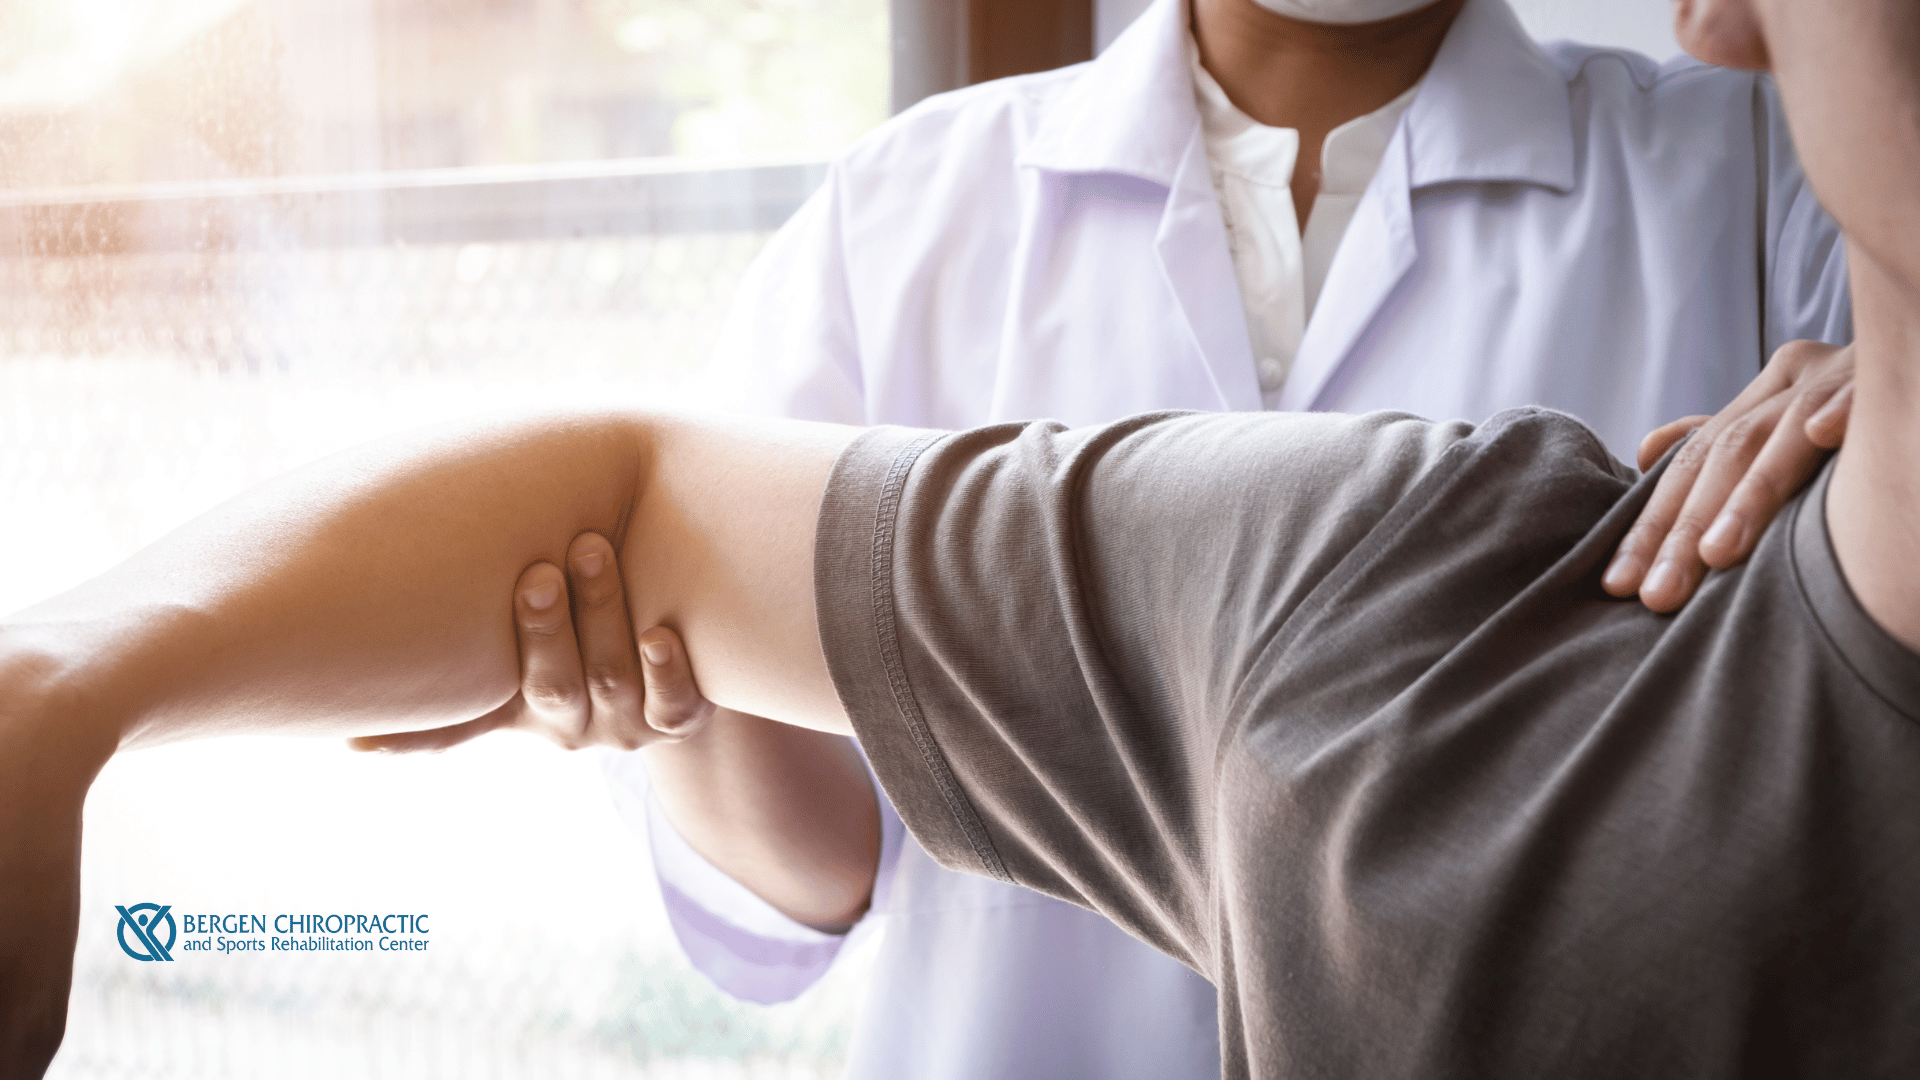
1277, 0, 1576, 412
1277, 132, 1416, 412
1156, 131, 1264, 412
1024, 0, 1261, 412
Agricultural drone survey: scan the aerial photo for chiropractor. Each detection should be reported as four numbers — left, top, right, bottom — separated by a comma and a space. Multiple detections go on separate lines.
401, 0, 1858, 1075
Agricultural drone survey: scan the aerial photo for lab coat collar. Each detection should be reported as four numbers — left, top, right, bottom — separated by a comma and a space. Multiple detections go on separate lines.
1020, 0, 1197, 185
1022, 0, 1572, 194
1278, 0, 1575, 411
1404, 0, 1575, 193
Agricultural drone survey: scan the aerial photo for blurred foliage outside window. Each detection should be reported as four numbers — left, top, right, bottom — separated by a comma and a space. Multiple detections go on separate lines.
0, 0, 887, 190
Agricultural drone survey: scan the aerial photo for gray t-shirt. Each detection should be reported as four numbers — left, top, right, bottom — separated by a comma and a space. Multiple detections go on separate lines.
814, 408, 1920, 1079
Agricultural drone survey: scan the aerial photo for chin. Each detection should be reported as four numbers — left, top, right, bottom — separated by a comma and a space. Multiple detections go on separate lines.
1671, 0, 1771, 71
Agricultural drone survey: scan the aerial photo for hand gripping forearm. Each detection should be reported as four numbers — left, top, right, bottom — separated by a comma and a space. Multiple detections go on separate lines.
2, 408, 855, 766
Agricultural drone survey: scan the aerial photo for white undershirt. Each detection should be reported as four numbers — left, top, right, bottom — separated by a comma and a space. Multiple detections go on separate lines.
1190, 48, 1418, 401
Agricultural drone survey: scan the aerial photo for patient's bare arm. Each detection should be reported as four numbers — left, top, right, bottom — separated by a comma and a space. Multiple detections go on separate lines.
3, 410, 853, 752
0, 409, 857, 1077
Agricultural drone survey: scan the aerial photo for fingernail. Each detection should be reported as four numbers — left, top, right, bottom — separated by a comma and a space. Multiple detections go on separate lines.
575, 551, 605, 578
1602, 550, 1641, 593
1701, 513, 1742, 555
524, 581, 560, 610
1642, 559, 1676, 600
641, 640, 671, 666
1601, 557, 1631, 593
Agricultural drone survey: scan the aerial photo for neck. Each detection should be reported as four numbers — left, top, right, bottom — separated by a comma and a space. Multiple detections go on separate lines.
1756, 0, 1920, 654
1826, 251, 1920, 654
1191, 0, 1462, 215
1191, 0, 1462, 125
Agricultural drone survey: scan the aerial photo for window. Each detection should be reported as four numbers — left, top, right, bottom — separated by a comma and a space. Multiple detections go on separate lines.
2, 1, 883, 1076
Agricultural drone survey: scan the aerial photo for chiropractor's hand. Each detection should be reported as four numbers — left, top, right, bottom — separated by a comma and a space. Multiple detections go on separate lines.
1605, 339, 1854, 612
349, 531, 713, 753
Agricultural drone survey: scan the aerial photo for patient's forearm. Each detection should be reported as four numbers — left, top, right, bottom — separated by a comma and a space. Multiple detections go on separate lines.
1, 409, 853, 765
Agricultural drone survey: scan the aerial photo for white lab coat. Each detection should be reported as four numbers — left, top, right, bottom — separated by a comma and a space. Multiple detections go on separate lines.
613, 0, 1852, 1075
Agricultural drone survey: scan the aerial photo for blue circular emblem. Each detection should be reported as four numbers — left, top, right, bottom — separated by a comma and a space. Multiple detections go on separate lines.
115, 903, 177, 962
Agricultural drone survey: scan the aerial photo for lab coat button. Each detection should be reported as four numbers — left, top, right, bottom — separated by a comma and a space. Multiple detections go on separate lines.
1256, 356, 1288, 392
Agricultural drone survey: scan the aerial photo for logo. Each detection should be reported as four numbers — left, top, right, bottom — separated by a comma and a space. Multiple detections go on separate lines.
115, 903, 177, 962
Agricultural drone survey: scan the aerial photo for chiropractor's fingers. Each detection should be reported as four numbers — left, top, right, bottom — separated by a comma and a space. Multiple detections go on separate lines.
1633, 392, 1796, 612
1804, 375, 1853, 449
504, 559, 604, 748
1604, 339, 1852, 611
1597, 414, 1712, 603
349, 561, 585, 752
347, 711, 512, 754
1636, 415, 1713, 473
1605, 369, 1794, 603
561, 532, 652, 749
560, 533, 713, 747
637, 626, 716, 739
1696, 344, 1853, 569
1604, 414, 1758, 607
350, 536, 714, 754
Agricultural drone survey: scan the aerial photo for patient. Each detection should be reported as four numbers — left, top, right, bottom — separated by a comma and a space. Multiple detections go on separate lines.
1, 0, 1915, 1075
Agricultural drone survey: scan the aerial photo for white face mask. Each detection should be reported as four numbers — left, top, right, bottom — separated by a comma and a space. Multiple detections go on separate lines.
1248, 0, 1441, 24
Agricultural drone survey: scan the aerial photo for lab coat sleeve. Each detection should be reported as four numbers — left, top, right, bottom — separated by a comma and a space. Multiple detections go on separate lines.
1756, 75, 1852, 355
604, 162, 902, 1004
600, 748, 906, 1004
698, 162, 870, 425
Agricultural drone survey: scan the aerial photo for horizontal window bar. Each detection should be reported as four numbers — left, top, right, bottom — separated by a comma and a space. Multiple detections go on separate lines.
0, 157, 829, 255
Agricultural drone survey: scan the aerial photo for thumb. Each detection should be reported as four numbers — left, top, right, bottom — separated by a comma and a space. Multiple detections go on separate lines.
348, 707, 514, 754
638, 630, 716, 739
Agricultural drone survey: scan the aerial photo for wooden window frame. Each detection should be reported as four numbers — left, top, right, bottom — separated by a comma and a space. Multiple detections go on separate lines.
890, 0, 1095, 113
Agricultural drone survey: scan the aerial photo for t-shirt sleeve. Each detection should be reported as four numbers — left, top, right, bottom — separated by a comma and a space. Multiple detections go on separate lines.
814, 409, 1478, 970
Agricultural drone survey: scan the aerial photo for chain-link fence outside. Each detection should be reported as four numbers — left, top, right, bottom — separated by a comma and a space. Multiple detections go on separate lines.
3, 162, 871, 1079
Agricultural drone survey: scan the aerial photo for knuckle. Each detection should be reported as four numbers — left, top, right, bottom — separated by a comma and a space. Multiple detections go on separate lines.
1767, 339, 1823, 374
1741, 470, 1794, 509
1795, 372, 1848, 413
522, 680, 582, 713
574, 574, 627, 613
583, 662, 637, 699
1778, 387, 1817, 424
610, 717, 665, 751
1670, 431, 1715, 473
649, 693, 713, 729
1664, 513, 1710, 545
1615, 522, 1659, 560
1713, 413, 1772, 457
518, 611, 572, 640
